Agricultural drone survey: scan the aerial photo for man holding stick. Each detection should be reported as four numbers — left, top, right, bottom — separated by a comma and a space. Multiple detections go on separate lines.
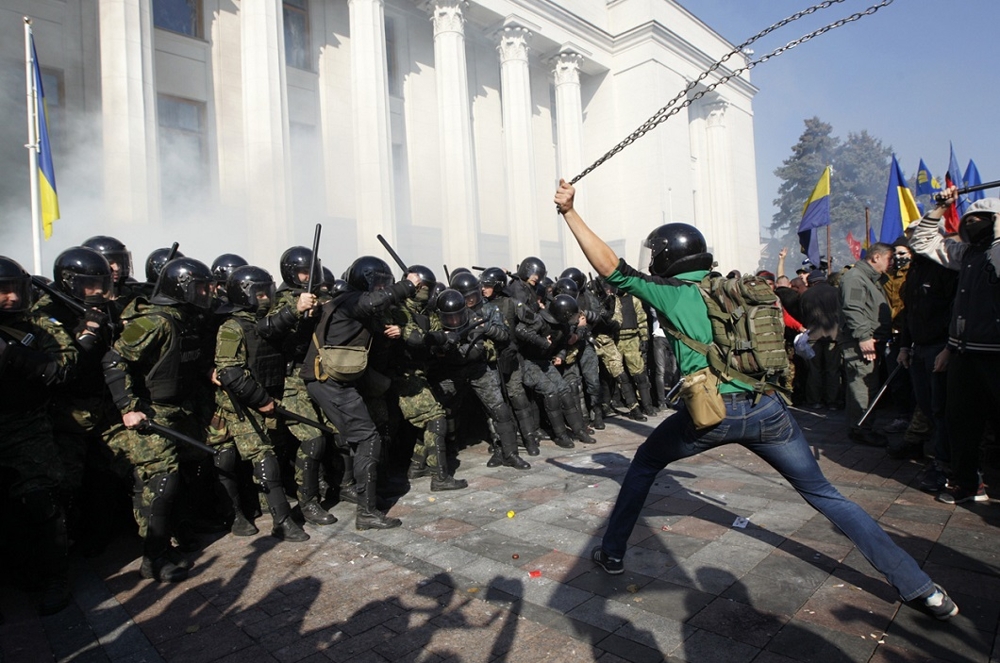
553, 179, 958, 620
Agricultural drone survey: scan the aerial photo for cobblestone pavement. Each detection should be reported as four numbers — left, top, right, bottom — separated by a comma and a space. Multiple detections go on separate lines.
3, 405, 999, 663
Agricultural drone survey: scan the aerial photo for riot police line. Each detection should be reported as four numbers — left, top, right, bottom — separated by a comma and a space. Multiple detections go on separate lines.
0, 234, 668, 616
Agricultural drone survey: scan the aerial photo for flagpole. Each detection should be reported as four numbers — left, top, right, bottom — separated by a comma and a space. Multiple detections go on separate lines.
24, 17, 42, 276
826, 223, 831, 272
864, 206, 870, 258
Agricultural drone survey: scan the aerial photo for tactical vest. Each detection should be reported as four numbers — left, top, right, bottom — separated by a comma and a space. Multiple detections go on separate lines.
0, 321, 48, 413
234, 316, 286, 394
143, 311, 203, 404
620, 294, 639, 331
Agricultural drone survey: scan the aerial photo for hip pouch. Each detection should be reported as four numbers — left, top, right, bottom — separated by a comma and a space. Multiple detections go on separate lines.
313, 333, 371, 383
678, 367, 726, 429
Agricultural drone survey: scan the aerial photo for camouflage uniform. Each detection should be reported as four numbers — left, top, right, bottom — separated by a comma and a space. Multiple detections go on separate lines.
0, 306, 77, 612
390, 298, 448, 478
102, 298, 204, 568
615, 292, 655, 415
209, 307, 319, 535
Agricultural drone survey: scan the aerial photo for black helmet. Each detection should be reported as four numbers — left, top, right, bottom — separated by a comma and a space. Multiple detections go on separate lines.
516, 256, 546, 282
82, 235, 132, 284
53, 247, 113, 305
146, 247, 185, 283
226, 265, 276, 313
0, 256, 32, 314
436, 288, 469, 330
211, 254, 248, 283
332, 278, 349, 295
640, 223, 713, 278
536, 276, 554, 302
479, 267, 507, 290
548, 294, 579, 325
346, 256, 394, 292
559, 267, 586, 292
317, 267, 336, 295
151, 257, 214, 309
407, 264, 436, 289
553, 277, 579, 299
427, 282, 446, 310
279, 246, 322, 289
450, 271, 482, 309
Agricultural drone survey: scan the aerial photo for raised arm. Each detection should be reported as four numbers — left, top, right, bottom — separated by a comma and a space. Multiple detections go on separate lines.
555, 179, 619, 277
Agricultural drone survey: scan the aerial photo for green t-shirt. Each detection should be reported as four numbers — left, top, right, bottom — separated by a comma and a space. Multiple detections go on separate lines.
606, 264, 751, 394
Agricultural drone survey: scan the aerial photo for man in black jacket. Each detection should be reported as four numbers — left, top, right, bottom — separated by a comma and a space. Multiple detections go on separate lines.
303, 257, 419, 530
910, 187, 1000, 504
798, 270, 841, 409
895, 251, 957, 486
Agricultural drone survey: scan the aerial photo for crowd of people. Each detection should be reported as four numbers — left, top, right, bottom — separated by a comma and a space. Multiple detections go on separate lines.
761, 187, 999, 510
0, 226, 677, 616
1, 184, 991, 625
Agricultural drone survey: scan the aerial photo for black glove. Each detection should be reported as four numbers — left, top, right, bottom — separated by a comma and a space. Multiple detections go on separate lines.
425, 330, 448, 346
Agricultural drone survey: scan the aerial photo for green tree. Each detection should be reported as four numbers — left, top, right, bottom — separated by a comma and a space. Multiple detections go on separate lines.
762, 119, 892, 273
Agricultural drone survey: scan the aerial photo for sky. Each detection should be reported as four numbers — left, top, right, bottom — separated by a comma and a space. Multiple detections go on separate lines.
679, 0, 1000, 236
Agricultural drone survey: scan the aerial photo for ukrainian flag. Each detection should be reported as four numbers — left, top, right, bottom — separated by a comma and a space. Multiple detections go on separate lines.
797, 165, 831, 269
31, 36, 59, 239
879, 155, 919, 244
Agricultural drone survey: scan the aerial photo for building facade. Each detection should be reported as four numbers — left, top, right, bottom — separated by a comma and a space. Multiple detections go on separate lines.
0, 0, 761, 277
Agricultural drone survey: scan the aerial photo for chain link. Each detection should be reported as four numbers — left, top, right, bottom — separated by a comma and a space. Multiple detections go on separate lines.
569, 0, 893, 185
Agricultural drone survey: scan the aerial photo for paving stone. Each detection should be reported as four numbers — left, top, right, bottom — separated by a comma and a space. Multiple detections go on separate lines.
884, 599, 992, 663
686, 597, 788, 648
764, 619, 878, 663
721, 571, 818, 617
668, 627, 759, 663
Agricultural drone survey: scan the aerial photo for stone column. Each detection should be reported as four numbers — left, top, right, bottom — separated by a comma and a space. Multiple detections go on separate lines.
431, 0, 478, 266
552, 50, 585, 268
497, 23, 537, 266
241, 0, 292, 265
704, 99, 736, 270
98, 0, 160, 226
349, 0, 396, 254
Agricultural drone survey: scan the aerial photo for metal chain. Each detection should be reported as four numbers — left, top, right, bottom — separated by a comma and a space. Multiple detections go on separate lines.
569, 0, 893, 185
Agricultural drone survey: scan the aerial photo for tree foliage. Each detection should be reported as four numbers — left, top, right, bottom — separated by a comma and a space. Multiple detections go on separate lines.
762, 118, 892, 273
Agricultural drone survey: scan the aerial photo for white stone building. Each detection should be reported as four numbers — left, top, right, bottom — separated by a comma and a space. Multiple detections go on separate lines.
0, 0, 761, 278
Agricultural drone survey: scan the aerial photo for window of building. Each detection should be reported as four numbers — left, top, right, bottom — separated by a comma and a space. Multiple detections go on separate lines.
153, 0, 201, 38
157, 95, 208, 204
283, 0, 310, 70
385, 16, 400, 97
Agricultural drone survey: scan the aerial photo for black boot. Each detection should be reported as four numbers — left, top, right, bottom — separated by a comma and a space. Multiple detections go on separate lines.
497, 419, 531, 469
523, 431, 540, 456
408, 457, 430, 479
563, 397, 597, 444
634, 373, 657, 417
256, 455, 310, 542
487, 443, 504, 467
214, 447, 259, 536
426, 419, 468, 490
296, 438, 336, 525
140, 474, 188, 582
544, 393, 575, 448
231, 510, 259, 537
355, 468, 401, 530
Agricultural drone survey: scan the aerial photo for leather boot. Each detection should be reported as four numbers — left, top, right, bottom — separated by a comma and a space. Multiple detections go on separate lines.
141, 474, 188, 582
523, 431, 540, 457
544, 393, 575, 448
300, 498, 337, 526
635, 373, 657, 417
497, 419, 530, 469
256, 455, 310, 542
408, 457, 430, 479
563, 397, 597, 444
231, 510, 259, 537
426, 419, 467, 490
487, 443, 504, 467
356, 467, 401, 530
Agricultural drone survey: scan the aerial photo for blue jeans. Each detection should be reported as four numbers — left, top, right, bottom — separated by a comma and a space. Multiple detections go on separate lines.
601, 393, 934, 601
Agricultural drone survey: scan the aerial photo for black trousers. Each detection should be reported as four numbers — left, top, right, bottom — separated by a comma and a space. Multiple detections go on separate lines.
946, 351, 1000, 491
306, 379, 380, 500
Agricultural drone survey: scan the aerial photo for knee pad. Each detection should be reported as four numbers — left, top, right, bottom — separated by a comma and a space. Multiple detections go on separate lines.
492, 403, 514, 425
508, 391, 530, 412
255, 454, 282, 486
214, 446, 238, 473
543, 392, 562, 412
300, 436, 326, 461
147, 473, 180, 516
634, 372, 650, 388
426, 418, 447, 436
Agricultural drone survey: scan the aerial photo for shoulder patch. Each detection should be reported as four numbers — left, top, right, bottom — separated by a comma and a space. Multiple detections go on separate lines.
119, 315, 163, 345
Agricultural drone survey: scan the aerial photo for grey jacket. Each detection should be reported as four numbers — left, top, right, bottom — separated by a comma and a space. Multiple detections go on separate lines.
838, 259, 890, 343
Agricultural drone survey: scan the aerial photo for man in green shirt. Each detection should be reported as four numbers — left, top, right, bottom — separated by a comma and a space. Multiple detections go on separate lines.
554, 180, 958, 621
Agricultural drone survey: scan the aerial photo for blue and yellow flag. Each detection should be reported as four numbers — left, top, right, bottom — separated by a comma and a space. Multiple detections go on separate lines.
915, 159, 941, 197
797, 166, 831, 269
964, 159, 984, 204
31, 36, 59, 239
879, 155, 920, 244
